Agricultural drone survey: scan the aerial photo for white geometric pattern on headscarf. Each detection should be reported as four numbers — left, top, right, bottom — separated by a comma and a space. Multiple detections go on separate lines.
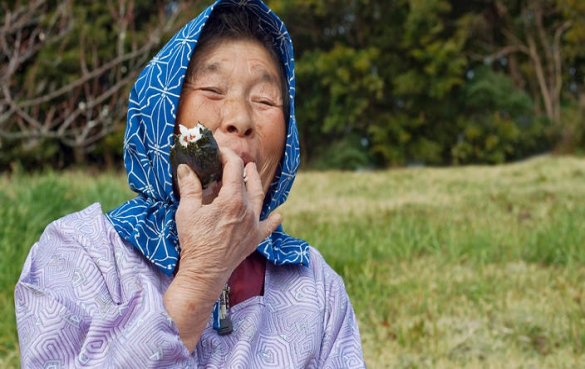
106, 0, 309, 277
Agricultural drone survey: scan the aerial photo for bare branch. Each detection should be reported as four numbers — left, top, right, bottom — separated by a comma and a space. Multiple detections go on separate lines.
476, 1, 574, 127
0, 0, 184, 157
553, 20, 573, 90
553, 20, 573, 124
476, 44, 530, 62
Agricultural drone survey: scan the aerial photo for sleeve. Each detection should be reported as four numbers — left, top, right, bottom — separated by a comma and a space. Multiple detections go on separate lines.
317, 262, 366, 369
14, 208, 197, 368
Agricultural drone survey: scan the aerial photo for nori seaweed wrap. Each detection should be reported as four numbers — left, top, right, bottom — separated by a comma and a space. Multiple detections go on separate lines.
170, 123, 223, 200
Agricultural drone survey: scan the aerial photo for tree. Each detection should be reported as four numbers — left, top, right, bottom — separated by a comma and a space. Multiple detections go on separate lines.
0, 0, 190, 166
472, 0, 575, 128
368, 0, 473, 165
452, 66, 543, 164
272, 0, 412, 167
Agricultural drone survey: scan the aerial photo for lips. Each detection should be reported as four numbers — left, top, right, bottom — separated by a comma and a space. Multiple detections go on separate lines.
237, 151, 256, 167
214, 134, 257, 167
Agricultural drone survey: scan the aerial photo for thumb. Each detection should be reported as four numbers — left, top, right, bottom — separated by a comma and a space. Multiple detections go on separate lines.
177, 164, 203, 205
259, 212, 283, 240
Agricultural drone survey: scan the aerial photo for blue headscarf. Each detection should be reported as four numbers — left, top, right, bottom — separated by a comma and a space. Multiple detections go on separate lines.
106, 1, 309, 278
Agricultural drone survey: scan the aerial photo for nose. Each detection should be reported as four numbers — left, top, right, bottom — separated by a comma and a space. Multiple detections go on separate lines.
220, 97, 255, 138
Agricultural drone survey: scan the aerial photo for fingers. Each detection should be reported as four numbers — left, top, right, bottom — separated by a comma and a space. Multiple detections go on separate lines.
244, 162, 265, 216
259, 212, 283, 240
217, 147, 272, 234
177, 164, 203, 207
219, 148, 263, 198
219, 148, 245, 188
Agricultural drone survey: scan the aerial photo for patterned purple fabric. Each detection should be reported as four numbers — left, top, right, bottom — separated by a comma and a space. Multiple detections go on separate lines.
16, 204, 365, 367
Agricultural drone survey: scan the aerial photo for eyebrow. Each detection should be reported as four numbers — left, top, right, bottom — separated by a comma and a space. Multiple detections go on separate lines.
194, 61, 280, 86
193, 62, 221, 77
258, 69, 280, 86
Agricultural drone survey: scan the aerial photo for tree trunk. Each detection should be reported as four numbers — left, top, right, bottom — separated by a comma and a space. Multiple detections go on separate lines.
104, 149, 115, 171
73, 146, 86, 165
526, 33, 555, 124
507, 54, 524, 89
580, 92, 585, 117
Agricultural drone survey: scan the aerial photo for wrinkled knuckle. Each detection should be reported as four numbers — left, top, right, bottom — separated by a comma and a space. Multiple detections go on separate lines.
250, 189, 264, 203
222, 192, 240, 207
253, 187, 265, 198
180, 184, 198, 198
221, 195, 244, 214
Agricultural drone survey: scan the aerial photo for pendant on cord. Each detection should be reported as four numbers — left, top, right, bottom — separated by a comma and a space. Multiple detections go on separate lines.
217, 284, 233, 335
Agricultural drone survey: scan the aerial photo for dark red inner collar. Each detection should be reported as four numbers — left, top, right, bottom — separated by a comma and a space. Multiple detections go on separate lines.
227, 251, 266, 306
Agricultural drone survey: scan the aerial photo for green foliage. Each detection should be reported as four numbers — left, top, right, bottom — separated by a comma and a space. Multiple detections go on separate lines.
3, 0, 585, 170
461, 67, 533, 117
368, 113, 447, 166
452, 114, 522, 165
294, 43, 383, 165
398, 0, 467, 99
282, 0, 471, 167
555, 103, 585, 154
308, 133, 371, 170
280, 0, 585, 168
90, 127, 125, 170
452, 67, 553, 164
296, 44, 384, 132
0, 137, 63, 171
558, 0, 585, 77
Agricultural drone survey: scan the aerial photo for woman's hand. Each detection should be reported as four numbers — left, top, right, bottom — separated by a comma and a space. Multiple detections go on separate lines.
163, 147, 282, 352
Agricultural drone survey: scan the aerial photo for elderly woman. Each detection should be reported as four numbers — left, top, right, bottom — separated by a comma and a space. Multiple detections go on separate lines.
15, 0, 365, 367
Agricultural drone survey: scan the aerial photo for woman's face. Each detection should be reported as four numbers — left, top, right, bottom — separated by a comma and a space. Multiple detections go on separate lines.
176, 39, 286, 196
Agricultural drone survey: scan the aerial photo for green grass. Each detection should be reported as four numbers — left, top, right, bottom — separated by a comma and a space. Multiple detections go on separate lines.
2, 156, 585, 368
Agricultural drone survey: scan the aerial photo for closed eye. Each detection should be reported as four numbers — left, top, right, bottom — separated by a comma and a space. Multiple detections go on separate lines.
253, 96, 281, 108
201, 87, 223, 95
257, 99, 275, 106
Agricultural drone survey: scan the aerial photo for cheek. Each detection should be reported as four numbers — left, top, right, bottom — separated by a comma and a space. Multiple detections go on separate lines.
257, 113, 286, 192
177, 95, 222, 130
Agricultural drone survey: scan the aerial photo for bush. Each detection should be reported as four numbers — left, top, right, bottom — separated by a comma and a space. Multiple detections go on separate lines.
452, 67, 553, 164
0, 137, 64, 172
555, 104, 585, 155
309, 133, 372, 170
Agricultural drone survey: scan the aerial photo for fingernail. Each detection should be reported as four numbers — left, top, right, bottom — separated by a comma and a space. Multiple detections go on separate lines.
178, 164, 190, 181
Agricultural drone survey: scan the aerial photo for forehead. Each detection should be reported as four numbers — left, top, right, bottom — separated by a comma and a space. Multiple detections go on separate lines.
188, 39, 282, 82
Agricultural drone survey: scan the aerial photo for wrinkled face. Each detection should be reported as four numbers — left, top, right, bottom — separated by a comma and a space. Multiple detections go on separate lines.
176, 39, 286, 196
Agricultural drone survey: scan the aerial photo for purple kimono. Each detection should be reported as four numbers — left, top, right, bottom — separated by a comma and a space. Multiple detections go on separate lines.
16, 0, 365, 367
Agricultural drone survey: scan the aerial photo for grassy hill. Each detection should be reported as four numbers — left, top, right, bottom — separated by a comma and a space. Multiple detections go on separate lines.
1, 155, 584, 367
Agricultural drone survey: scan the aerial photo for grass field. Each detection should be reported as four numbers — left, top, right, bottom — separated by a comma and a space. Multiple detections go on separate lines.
1, 155, 584, 368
